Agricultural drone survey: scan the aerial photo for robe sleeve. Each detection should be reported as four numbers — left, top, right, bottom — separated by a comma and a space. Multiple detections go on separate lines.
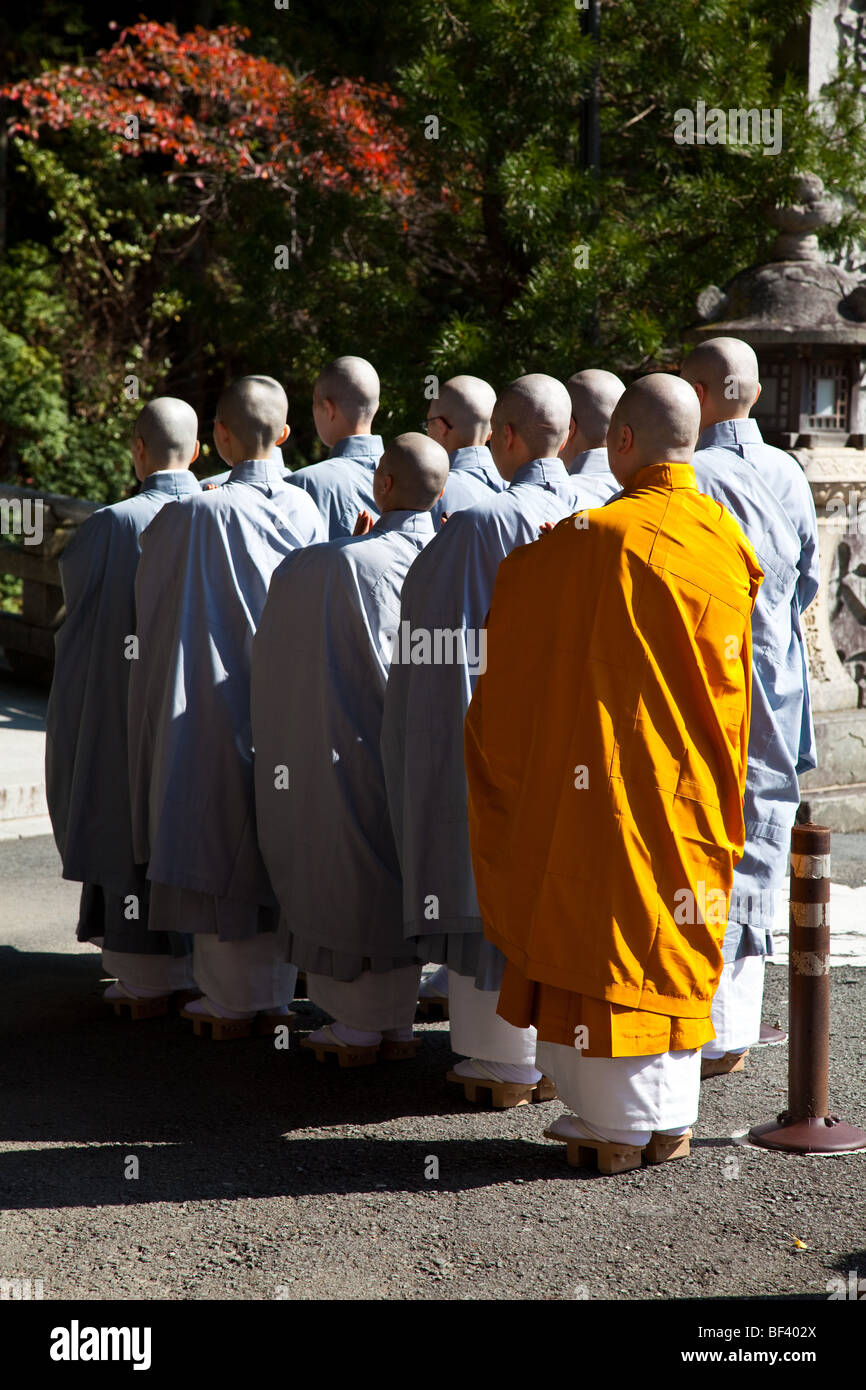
795, 476, 820, 614
732, 614, 755, 865
45, 509, 114, 858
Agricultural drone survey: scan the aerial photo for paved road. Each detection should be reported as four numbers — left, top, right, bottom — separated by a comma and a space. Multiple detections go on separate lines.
0, 674, 50, 832
1, 836, 864, 1301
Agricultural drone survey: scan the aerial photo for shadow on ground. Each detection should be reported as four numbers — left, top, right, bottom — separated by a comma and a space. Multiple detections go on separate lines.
0, 944, 609, 1208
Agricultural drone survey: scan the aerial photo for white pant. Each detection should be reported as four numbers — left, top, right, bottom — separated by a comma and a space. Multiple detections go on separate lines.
448, 971, 537, 1067
536, 1041, 701, 1142
307, 964, 422, 1032
102, 949, 195, 997
193, 929, 296, 1013
703, 955, 766, 1058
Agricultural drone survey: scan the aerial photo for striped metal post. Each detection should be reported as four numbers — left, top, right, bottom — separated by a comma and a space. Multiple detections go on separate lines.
750, 823, 866, 1154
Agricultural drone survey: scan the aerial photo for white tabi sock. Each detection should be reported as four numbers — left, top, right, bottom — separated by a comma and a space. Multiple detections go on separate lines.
452, 1057, 543, 1086
549, 1111, 653, 1147
102, 949, 195, 998
103, 980, 172, 1001
419, 965, 449, 1000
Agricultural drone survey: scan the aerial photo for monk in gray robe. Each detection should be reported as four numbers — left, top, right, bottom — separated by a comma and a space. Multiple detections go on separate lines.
561, 368, 625, 504
128, 376, 325, 1029
418, 368, 626, 1015
382, 376, 613, 1105
252, 434, 449, 1062
46, 398, 201, 1006
424, 374, 505, 528
682, 338, 819, 1074
287, 356, 385, 538
201, 445, 288, 490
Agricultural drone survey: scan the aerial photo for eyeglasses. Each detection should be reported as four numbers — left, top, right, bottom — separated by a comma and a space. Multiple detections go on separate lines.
422, 416, 452, 433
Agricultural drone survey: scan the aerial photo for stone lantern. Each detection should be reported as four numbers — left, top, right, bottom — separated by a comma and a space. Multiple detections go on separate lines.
692, 174, 866, 828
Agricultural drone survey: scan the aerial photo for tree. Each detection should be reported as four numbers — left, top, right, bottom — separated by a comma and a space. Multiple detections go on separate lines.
5, 20, 411, 196
3, 3, 866, 501
0, 20, 417, 495
392, 0, 866, 382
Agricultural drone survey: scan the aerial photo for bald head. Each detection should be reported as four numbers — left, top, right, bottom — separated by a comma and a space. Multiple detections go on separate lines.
607, 374, 700, 485
374, 432, 449, 514
216, 376, 289, 461
428, 375, 496, 450
681, 337, 761, 430
563, 369, 626, 462
490, 374, 573, 481
132, 397, 199, 480
314, 356, 380, 446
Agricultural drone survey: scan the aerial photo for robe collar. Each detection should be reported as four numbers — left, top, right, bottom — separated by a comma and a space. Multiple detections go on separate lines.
142, 469, 202, 498
569, 446, 610, 477
448, 445, 494, 472
509, 457, 570, 490
370, 509, 435, 540
328, 434, 385, 464
627, 462, 698, 492
697, 417, 764, 452
226, 458, 287, 493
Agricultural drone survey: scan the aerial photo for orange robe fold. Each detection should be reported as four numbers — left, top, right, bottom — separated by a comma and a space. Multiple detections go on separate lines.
465, 461, 763, 1057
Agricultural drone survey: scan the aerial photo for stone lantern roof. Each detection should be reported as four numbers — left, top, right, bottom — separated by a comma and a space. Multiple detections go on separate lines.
693, 174, 866, 347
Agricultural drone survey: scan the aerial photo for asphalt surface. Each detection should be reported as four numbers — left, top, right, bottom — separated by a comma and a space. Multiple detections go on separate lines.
1, 835, 864, 1301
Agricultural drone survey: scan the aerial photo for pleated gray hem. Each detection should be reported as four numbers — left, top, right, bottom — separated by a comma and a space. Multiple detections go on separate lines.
77, 883, 192, 958
413, 932, 506, 990
285, 930, 422, 982
147, 880, 279, 942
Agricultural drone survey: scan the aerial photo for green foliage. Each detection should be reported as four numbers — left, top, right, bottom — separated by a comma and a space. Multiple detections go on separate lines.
392, 0, 866, 382
3, 2, 866, 499
0, 573, 23, 615
0, 130, 198, 499
0, 322, 69, 475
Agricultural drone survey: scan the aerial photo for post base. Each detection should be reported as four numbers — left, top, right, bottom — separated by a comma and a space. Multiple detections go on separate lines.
749, 1112, 866, 1154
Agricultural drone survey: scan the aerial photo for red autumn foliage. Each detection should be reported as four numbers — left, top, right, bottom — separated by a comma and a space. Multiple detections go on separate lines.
2, 20, 412, 199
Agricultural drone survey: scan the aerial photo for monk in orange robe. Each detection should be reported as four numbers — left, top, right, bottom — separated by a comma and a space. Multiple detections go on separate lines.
465, 373, 763, 1153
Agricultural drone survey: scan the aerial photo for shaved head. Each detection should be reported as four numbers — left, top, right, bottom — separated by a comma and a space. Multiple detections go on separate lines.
216, 375, 288, 458
132, 396, 199, 480
565, 369, 626, 451
315, 356, 380, 425
376, 432, 449, 512
608, 373, 700, 484
490, 374, 572, 479
134, 397, 198, 469
434, 375, 496, 447
681, 337, 761, 427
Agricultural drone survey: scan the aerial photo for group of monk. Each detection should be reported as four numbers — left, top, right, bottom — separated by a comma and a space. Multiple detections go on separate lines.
45, 335, 818, 1171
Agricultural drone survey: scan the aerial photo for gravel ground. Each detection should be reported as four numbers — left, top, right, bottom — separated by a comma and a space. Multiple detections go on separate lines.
1, 836, 864, 1302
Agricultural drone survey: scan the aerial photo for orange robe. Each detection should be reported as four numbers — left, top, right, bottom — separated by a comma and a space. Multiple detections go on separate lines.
465, 461, 763, 1057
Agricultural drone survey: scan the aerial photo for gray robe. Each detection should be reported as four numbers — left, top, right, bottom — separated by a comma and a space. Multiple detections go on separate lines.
200, 445, 287, 491
568, 446, 622, 504
430, 445, 506, 528
692, 418, 819, 962
45, 468, 201, 954
127, 458, 324, 940
252, 510, 435, 978
381, 457, 603, 987
286, 434, 385, 538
